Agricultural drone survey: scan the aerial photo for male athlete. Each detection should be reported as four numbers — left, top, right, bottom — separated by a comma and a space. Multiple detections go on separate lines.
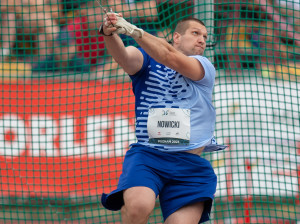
100, 12, 226, 224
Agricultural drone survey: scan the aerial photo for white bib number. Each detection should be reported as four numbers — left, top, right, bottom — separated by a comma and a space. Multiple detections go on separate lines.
147, 108, 190, 145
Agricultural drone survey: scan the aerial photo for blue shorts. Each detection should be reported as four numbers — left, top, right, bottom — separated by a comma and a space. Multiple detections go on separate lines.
101, 145, 217, 223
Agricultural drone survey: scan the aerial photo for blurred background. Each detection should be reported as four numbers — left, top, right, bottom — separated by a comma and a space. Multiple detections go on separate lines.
0, 0, 299, 223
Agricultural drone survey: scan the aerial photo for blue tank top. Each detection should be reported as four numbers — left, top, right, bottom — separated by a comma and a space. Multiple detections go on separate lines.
129, 48, 226, 152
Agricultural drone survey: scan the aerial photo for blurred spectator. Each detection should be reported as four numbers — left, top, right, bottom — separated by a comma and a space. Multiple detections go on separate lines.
0, 0, 19, 60
0, 0, 60, 62
275, 0, 300, 10
0, 11, 16, 61
45, 0, 66, 26
33, 0, 158, 74
33, 0, 106, 72
273, 0, 300, 32
225, 20, 288, 70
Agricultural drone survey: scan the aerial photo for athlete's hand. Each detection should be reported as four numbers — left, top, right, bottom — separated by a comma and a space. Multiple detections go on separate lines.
113, 14, 144, 39
100, 12, 120, 36
102, 12, 144, 39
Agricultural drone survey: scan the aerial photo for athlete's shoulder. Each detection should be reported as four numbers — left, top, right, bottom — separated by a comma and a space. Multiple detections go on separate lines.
190, 55, 215, 74
190, 55, 214, 66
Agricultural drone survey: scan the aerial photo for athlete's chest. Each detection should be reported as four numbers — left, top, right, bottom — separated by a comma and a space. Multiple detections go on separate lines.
146, 65, 189, 91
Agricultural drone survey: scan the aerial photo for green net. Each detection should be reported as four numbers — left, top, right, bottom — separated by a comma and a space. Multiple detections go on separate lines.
0, 0, 299, 223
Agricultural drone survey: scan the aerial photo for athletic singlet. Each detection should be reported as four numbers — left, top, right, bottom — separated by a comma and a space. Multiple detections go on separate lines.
129, 48, 226, 152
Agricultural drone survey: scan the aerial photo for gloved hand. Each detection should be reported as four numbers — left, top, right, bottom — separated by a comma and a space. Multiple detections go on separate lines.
113, 14, 144, 39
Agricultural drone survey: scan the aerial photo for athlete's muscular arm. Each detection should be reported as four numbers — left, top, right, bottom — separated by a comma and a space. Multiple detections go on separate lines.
102, 14, 143, 76
103, 34, 143, 75
135, 32, 205, 81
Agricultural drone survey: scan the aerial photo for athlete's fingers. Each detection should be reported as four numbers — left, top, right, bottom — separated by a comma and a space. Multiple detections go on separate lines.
107, 27, 117, 32
105, 12, 122, 25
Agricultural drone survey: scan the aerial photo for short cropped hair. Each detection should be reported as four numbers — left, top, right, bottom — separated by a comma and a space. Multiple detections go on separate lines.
174, 18, 206, 35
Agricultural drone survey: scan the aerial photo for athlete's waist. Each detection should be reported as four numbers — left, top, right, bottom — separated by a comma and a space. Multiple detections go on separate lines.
185, 147, 205, 156
130, 142, 208, 153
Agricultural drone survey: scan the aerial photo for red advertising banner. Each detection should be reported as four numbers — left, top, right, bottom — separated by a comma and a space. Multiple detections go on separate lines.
0, 81, 136, 198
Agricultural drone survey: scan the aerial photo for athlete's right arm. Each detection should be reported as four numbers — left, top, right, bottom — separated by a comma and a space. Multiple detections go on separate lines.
101, 18, 144, 76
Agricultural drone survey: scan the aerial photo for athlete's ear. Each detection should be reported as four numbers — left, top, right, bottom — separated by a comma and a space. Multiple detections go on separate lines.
172, 32, 181, 44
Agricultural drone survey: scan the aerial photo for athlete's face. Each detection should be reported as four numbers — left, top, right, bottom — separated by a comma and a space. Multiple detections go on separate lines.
174, 21, 208, 56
